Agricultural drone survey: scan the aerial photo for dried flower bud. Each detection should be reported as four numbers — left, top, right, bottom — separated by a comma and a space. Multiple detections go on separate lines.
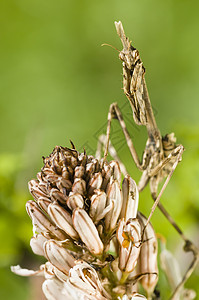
68, 261, 111, 299
30, 233, 48, 256
117, 218, 141, 273
160, 241, 183, 297
26, 200, 66, 240
50, 188, 68, 204
73, 208, 104, 255
72, 178, 86, 195
89, 190, 109, 224
44, 240, 76, 275
28, 179, 48, 201
42, 278, 67, 300
88, 172, 103, 195
120, 175, 139, 221
48, 202, 79, 240
67, 192, 84, 210
137, 212, 158, 295
105, 180, 123, 232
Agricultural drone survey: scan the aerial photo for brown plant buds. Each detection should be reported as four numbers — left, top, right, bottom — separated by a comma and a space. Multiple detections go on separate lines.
44, 240, 76, 275
73, 208, 104, 255
120, 175, 139, 221
117, 218, 141, 273
48, 202, 79, 240
137, 212, 158, 296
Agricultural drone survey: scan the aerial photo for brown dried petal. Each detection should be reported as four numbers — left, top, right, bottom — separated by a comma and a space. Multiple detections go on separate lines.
85, 162, 95, 181
109, 161, 121, 183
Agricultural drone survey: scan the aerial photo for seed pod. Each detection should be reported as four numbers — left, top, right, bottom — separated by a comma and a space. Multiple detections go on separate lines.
120, 175, 139, 221
73, 208, 104, 255
117, 218, 141, 273
137, 212, 158, 296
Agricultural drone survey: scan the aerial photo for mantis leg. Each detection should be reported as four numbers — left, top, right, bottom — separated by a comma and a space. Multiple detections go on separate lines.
95, 134, 128, 176
143, 145, 198, 298
103, 102, 147, 171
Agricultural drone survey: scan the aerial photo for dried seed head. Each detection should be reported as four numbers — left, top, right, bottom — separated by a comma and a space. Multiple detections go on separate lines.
24, 146, 126, 263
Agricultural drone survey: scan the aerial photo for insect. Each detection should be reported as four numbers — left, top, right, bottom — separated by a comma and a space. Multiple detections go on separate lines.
96, 21, 198, 299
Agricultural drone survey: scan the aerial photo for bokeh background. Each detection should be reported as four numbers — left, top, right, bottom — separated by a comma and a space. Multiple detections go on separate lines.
0, 0, 199, 299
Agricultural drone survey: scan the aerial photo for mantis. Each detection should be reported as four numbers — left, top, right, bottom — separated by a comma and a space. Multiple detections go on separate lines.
96, 21, 198, 299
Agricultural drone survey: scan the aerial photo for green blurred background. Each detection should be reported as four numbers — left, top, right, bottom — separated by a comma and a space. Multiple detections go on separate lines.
0, 0, 199, 299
